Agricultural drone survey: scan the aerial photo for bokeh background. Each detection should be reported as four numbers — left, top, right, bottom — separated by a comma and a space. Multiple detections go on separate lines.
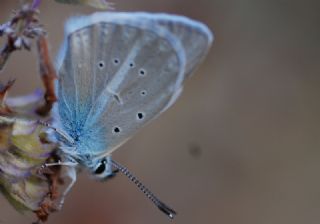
1, 0, 320, 224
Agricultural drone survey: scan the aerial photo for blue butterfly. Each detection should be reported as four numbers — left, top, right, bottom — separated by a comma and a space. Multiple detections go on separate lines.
49, 11, 213, 218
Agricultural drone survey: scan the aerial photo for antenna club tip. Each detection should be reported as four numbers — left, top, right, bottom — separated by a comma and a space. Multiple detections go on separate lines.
157, 202, 177, 219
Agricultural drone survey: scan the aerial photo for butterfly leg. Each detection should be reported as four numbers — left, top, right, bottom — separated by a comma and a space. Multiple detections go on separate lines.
43, 160, 77, 168
58, 166, 77, 210
104, 156, 119, 180
37, 120, 75, 145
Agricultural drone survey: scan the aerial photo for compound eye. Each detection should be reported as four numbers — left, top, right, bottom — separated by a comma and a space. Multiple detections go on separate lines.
94, 160, 106, 175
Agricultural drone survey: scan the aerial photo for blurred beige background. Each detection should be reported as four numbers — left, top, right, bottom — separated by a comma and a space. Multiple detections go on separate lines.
1, 0, 320, 224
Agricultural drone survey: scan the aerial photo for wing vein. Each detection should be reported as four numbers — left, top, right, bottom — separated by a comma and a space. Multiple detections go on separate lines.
83, 33, 142, 128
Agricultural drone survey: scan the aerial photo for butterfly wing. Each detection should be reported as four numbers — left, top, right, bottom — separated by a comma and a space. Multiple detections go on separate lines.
127, 13, 213, 79
56, 12, 213, 157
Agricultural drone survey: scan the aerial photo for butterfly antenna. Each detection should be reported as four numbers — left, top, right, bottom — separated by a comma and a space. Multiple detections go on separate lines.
111, 160, 177, 219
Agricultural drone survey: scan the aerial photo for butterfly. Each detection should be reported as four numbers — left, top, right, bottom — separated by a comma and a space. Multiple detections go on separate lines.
49, 11, 213, 218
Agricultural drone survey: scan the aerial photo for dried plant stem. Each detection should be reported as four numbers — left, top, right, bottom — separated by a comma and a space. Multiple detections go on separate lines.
35, 35, 57, 116
0, 41, 14, 71
0, 3, 44, 72
31, 0, 42, 9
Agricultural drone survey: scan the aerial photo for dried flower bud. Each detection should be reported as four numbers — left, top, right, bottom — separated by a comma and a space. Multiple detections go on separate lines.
0, 116, 63, 222
14, 37, 22, 49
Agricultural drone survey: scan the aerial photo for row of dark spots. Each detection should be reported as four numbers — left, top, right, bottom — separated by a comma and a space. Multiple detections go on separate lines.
97, 59, 146, 135
111, 114, 146, 134
97, 59, 119, 69
98, 60, 145, 75
112, 112, 145, 134
98, 60, 147, 97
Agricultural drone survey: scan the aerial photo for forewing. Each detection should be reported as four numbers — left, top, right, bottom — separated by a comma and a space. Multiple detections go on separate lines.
56, 12, 212, 156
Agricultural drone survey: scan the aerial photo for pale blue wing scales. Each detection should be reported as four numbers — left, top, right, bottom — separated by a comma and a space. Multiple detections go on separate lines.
84, 25, 185, 156
58, 28, 95, 138
57, 14, 186, 155
82, 13, 212, 157
83, 20, 185, 155
56, 12, 213, 157
58, 21, 141, 140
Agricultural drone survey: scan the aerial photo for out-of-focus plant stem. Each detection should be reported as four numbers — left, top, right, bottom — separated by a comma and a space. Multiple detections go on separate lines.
0, 42, 14, 71
36, 35, 57, 116
0, 4, 44, 72
31, 0, 42, 9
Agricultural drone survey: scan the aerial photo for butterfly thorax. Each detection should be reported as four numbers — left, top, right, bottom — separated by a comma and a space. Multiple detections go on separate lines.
56, 127, 108, 170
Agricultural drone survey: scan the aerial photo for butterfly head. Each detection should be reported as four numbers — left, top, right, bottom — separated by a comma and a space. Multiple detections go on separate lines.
90, 156, 117, 180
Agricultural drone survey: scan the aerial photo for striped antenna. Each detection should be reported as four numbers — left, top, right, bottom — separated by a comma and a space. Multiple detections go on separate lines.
111, 160, 177, 219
